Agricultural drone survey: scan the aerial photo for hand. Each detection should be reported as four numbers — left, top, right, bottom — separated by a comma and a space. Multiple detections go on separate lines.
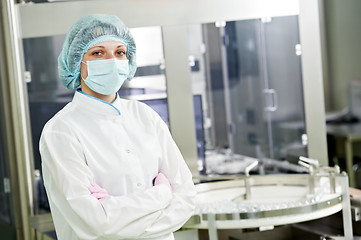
153, 173, 172, 192
88, 182, 108, 200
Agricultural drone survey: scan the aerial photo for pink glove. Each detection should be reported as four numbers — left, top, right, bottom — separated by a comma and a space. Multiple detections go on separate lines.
88, 182, 108, 200
153, 173, 172, 192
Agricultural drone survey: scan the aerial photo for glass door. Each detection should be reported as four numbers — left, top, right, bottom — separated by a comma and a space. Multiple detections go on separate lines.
188, 15, 307, 175
225, 16, 306, 163
261, 16, 306, 162
224, 19, 269, 159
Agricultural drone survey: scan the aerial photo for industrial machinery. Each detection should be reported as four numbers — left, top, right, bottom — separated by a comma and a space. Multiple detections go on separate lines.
184, 157, 353, 240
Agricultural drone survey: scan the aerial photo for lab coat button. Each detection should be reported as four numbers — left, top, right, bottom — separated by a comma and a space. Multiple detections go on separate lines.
137, 182, 142, 187
126, 149, 131, 154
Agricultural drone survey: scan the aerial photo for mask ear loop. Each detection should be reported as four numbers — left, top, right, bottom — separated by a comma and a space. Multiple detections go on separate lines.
80, 61, 87, 81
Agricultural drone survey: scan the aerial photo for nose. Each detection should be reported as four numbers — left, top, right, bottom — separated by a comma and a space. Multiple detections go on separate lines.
105, 53, 116, 59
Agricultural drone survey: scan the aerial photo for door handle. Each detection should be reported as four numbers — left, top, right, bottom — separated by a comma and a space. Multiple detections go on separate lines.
263, 89, 278, 112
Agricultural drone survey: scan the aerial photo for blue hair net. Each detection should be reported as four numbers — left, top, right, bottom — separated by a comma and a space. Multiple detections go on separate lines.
58, 14, 137, 89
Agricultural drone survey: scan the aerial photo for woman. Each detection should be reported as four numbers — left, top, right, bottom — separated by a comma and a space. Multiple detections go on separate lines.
40, 14, 196, 240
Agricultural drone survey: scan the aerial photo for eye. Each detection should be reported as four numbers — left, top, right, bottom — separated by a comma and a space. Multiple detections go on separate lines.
92, 51, 102, 56
117, 50, 126, 56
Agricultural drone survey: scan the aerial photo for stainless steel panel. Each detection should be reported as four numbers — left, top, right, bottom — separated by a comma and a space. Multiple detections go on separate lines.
299, 0, 328, 165
0, 17, 12, 227
162, 25, 198, 175
17, 0, 300, 38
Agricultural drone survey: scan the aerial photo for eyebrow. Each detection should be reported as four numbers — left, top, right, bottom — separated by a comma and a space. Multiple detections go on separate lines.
89, 46, 105, 50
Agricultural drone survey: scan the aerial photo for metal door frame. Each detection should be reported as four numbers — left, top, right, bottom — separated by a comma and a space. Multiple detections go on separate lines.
0, 0, 33, 239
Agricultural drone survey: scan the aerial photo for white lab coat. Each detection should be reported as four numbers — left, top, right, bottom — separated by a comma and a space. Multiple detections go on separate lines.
40, 90, 196, 240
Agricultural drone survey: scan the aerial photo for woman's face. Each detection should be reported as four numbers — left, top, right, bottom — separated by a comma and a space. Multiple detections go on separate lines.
80, 41, 128, 80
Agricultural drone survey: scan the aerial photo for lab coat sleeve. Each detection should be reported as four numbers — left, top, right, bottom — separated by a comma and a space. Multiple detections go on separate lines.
138, 110, 197, 238
40, 127, 173, 239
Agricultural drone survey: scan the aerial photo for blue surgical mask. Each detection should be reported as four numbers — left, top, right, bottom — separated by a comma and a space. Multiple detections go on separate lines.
81, 58, 129, 95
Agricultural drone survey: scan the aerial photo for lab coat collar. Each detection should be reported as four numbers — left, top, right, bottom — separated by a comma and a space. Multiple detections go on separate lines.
73, 89, 122, 116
